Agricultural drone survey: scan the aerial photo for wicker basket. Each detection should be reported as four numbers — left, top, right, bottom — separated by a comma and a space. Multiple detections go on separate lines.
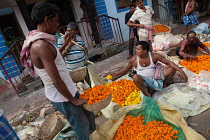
39, 114, 64, 140
83, 94, 112, 111
69, 67, 87, 83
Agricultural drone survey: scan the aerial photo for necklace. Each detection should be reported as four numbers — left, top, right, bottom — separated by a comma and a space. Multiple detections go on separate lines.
139, 54, 149, 67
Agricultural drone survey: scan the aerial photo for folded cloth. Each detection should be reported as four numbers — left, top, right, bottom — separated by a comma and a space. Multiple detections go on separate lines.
0, 115, 20, 140
144, 25, 156, 41
129, 28, 134, 39
20, 30, 56, 76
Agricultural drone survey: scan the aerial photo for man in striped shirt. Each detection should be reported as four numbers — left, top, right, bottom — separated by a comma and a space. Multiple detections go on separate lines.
57, 22, 88, 70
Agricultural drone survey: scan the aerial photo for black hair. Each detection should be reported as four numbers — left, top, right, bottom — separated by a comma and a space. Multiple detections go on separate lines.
131, 0, 136, 3
135, 0, 144, 2
187, 31, 196, 37
136, 41, 149, 52
31, 1, 59, 26
67, 22, 79, 30
130, 3, 136, 8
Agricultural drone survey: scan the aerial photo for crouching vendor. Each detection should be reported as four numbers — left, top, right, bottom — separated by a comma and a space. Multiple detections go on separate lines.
176, 31, 210, 59
112, 41, 188, 97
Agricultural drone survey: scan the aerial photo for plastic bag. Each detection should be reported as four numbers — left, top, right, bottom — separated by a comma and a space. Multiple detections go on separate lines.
152, 41, 170, 51
127, 95, 186, 139
87, 65, 106, 87
153, 83, 210, 118
192, 23, 210, 34
187, 70, 210, 91
101, 102, 121, 119
196, 33, 208, 42
154, 33, 183, 47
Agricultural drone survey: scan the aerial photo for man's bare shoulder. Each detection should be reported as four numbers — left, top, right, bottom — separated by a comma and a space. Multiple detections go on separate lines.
31, 39, 51, 51
151, 52, 162, 60
129, 55, 137, 65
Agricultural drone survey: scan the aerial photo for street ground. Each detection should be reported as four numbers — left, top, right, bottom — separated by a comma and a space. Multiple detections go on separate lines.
0, 15, 210, 139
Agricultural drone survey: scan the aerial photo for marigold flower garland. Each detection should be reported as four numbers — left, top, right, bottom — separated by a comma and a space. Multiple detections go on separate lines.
114, 115, 179, 140
180, 55, 210, 74
153, 25, 170, 33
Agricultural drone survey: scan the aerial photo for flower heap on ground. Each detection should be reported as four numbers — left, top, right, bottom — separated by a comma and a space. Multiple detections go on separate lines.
81, 78, 141, 106
106, 79, 141, 107
153, 25, 170, 33
180, 55, 210, 74
114, 115, 179, 140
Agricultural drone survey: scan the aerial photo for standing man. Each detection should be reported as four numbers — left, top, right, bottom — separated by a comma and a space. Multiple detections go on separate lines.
20, 2, 95, 140
125, 3, 139, 59
182, 0, 199, 34
57, 22, 88, 71
57, 22, 91, 86
127, 0, 155, 50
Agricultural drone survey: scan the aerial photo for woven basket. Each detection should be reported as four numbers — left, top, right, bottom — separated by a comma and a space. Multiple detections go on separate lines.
83, 94, 112, 111
69, 67, 87, 83
39, 114, 64, 140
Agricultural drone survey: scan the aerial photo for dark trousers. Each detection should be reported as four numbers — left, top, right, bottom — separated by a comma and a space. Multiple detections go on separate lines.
176, 43, 200, 59
51, 92, 96, 140
129, 28, 139, 56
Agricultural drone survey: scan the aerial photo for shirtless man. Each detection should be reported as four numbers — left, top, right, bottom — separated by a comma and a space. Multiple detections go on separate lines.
112, 41, 188, 97
183, 0, 199, 34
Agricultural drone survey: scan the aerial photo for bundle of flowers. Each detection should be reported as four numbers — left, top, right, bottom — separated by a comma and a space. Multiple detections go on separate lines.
106, 79, 141, 107
153, 25, 170, 33
80, 85, 112, 105
180, 55, 210, 74
114, 115, 179, 140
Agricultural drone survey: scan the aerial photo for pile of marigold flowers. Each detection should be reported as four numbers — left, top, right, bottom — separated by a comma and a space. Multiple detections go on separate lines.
114, 115, 179, 140
198, 42, 210, 50
80, 79, 141, 106
180, 55, 210, 74
153, 25, 170, 33
80, 85, 112, 105
106, 79, 141, 107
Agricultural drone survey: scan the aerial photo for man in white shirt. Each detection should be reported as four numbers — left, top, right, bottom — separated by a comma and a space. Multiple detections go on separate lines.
127, 0, 155, 42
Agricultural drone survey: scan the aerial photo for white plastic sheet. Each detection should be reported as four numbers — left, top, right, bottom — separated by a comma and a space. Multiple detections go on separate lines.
153, 83, 210, 118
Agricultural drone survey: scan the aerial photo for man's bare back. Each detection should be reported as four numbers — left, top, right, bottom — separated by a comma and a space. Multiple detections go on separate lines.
185, 0, 196, 15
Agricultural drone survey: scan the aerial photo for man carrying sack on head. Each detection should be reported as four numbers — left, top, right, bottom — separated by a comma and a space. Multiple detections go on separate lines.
57, 22, 91, 86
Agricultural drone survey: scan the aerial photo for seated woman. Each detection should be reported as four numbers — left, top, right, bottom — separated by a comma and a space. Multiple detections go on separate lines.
112, 41, 188, 97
